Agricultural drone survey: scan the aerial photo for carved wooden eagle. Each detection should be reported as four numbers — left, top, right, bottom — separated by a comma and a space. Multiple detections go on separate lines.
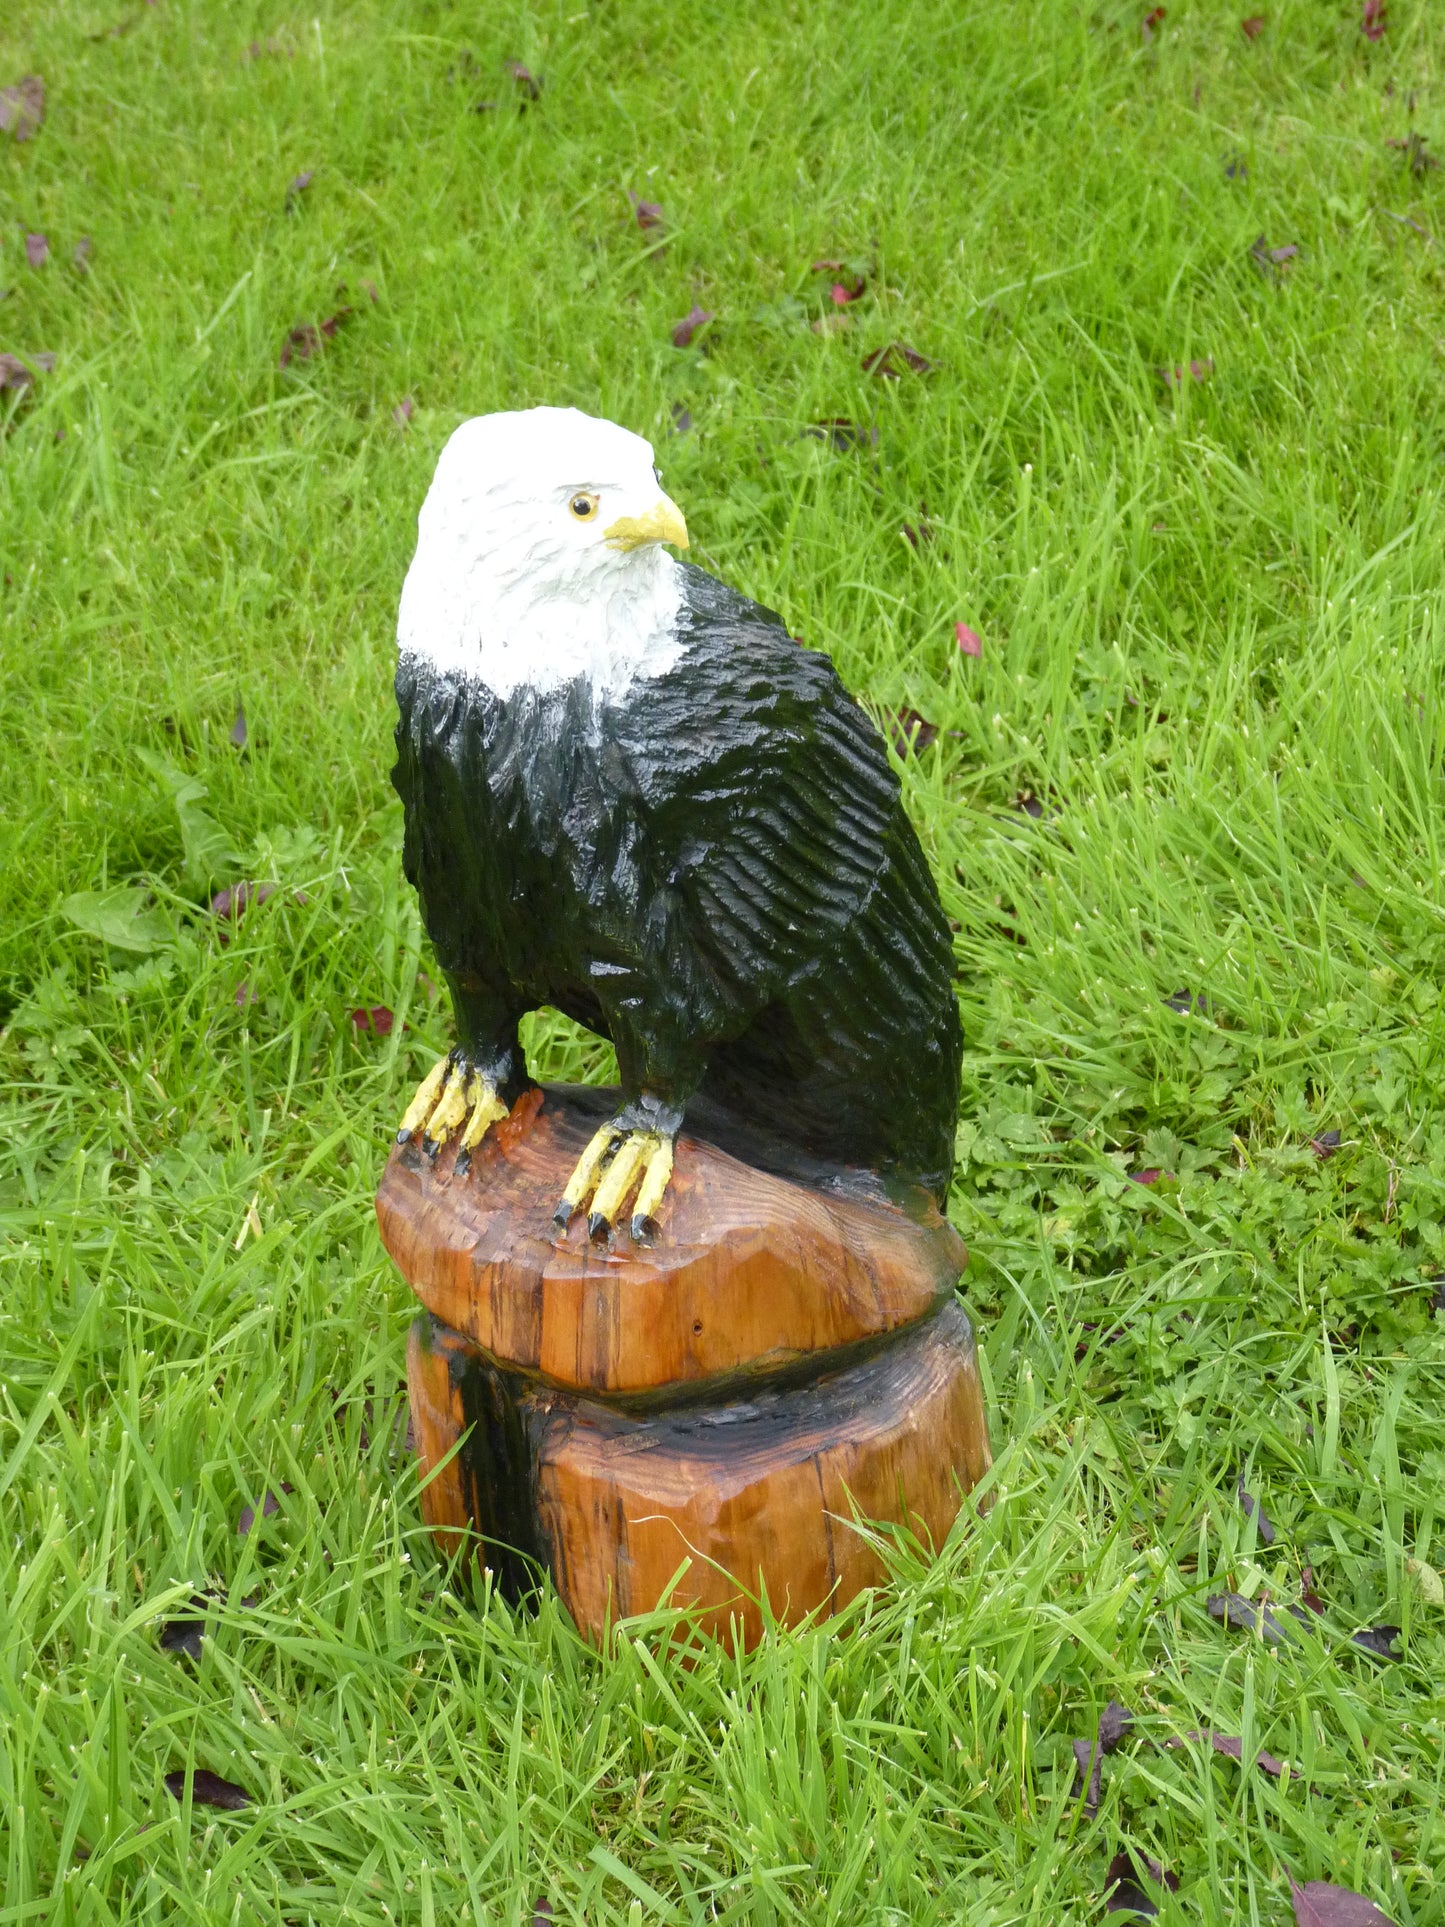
391, 407, 961, 1239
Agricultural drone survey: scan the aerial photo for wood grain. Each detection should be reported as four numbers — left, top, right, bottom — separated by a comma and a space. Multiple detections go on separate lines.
379, 1084, 967, 1396
537, 1303, 990, 1646
406, 1304, 992, 1647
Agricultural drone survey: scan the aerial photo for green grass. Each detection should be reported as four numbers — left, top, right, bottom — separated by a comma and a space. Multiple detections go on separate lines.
2, 0, 1444, 1918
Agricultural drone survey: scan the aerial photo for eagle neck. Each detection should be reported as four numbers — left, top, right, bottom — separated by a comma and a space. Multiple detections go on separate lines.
397, 545, 687, 703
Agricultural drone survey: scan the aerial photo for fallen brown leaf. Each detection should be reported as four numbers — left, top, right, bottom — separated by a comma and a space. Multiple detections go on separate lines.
1289, 1875, 1393, 1926
0, 350, 54, 392
0, 75, 45, 143
164, 1768, 251, 1811
504, 59, 541, 102
279, 307, 353, 367
861, 341, 937, 378
1165, 1728, 1285, 1775
671, 304, 714, 349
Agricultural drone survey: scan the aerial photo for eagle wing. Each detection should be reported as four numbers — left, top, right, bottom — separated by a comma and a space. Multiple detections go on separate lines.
611, 566, 902, 1005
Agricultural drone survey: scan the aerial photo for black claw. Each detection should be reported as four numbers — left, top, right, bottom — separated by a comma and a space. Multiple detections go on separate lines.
630, 1213, 656, 1246
422, 1136, 441, 1162
454, 1148, 471, 1179
587, 1211, 610, 1243
552, 1199, 572, 1227
395, 1128, 413, 1146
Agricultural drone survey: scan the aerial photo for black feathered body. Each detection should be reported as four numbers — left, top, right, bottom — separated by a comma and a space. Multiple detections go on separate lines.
392, 564, 961, 1201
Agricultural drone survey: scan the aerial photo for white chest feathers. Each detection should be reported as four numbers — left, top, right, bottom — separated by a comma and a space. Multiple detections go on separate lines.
397, 536, 685, 701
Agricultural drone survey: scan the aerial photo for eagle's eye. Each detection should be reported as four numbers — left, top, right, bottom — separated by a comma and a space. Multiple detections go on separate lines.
569, 493, 600, 521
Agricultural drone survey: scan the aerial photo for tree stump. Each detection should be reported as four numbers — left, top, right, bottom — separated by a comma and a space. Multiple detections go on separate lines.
379, 1083, 991, 1647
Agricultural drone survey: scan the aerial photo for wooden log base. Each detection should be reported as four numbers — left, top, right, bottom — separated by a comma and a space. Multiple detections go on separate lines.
406, 1302, 991, 1648
379, 1083, 967, 1398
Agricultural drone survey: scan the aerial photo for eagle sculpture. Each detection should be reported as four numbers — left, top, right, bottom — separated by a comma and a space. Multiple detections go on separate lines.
391, 407, 962, 1241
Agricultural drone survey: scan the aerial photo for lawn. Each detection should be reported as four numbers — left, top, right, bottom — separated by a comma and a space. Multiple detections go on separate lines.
2, 0, 1444, 1919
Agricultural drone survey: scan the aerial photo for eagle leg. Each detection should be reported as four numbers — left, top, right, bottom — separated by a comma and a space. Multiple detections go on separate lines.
553, 1126, 675, 1244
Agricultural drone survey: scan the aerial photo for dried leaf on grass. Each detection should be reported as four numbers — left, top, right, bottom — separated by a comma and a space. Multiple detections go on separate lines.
1073, 1737, 1103, 1813
210, 880, 276, 937
228, 703, 248, 750
671, 304, 714, 349
1073, 1700, 1133, 1811
164, 1768, 251, 1810
1141, 6, 1166, 41
629, 193, 664, 231
280, 306, 353, 367
1160, 358, 1213, 390
1351, 1624, 1401, 1661
804, 418, 877, 452
0, 75, 45, 142
861, 341, 937, 378
810, 259, 868, 302
1236, 1474, 1276, 1545
236, 1485, 292, 1536
350, 1006, 395, 1035
1105, 1850, 1179, 1917
1241, 15, 1265, 38
24, 233, 48, 269
1163, 988, 1211, 1016
1207, 1591, 1287, 1642
1290, 1876, 1393, 1926
1360, 0, 1386, 43
0, 351, 55, 392
955, 621, 982, 656
504, 60, 541, 102
285, 169, 314, 212
1386, 133, 1437, 178
158, 1588, 257, 1661
885, 708, 938, 756
1165, 1728, 1285, 1776
1251, 234, 1299, 277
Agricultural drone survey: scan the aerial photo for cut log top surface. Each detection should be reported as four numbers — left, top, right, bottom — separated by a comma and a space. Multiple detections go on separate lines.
377, 1083, 967, 1397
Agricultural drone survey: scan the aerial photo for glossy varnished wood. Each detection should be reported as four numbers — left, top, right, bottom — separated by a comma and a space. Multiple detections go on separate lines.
404, 1305, 991, 1647
537, 1303, 990, 1646
379, 1085, 967, 1396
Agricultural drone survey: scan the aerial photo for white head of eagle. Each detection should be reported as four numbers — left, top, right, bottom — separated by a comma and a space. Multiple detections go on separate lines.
396, 405, 691, 702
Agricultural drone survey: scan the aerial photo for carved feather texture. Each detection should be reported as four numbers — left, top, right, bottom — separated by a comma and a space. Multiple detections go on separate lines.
394, 563, 961, 1199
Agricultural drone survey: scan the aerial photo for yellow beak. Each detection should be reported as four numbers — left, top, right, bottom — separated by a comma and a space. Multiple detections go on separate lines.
603, 496, 689, 553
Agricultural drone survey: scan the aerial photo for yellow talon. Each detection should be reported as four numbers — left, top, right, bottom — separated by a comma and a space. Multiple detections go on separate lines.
553, 1122, 622, 1223
588, 1133, 651, 1230
423, 1064, 470, 1149
631, 1137, 674, 1228
459, 1075, 508, 1152
397, 1056, 449, 1141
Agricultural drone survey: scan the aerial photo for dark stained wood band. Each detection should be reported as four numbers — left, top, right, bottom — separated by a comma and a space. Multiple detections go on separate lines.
405, 1302, 991, 1648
